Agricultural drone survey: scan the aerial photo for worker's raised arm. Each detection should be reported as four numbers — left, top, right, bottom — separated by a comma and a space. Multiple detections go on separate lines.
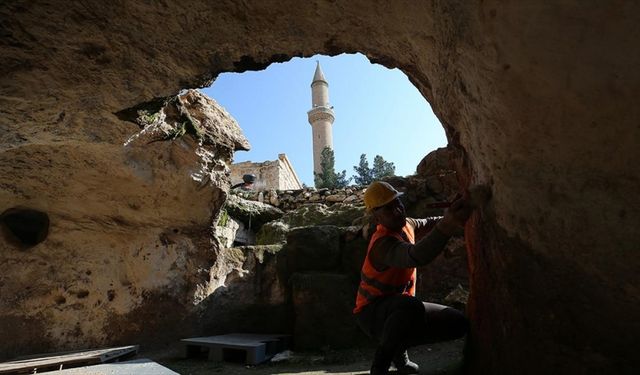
410, 216, 441, 231
373, 196, 473, 268
435, 196, 473, 236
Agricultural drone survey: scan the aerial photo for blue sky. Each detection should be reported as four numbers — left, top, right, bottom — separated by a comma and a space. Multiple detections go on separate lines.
201, 53, 446, 186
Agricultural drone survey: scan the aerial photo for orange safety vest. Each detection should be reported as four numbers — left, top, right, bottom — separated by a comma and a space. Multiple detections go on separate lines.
353, 223, 416, 313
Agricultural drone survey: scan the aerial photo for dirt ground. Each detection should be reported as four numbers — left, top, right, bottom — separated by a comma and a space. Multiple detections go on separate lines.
151, 339, 466, 375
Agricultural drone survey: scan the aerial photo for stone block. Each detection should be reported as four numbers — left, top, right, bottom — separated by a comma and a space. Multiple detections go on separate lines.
256, 221, 289, 245
325, 194, 346, 202
290, 272, 366, 350
340, 234, 368, 283
284, 226, 341, 273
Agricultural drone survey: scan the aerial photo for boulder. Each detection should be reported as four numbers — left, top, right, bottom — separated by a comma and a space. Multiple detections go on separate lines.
124, 89, 250, 152
325, 194, 346, 203
284, 226, 341, 273
267, 190, 279, 206
393, 175, 458, 219
280, 203, 365, 227
215, 215, 240, 248
224, 194, 284, 231
256, 220, 290, 245
416, 147, 452, 177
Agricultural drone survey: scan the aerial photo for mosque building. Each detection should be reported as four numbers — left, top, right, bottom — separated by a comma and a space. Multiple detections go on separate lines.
230, 62, 334, 190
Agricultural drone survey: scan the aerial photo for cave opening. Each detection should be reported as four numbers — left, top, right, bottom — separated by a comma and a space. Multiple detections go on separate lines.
1, 2, 636, 373
201, 53, 447, 188
198, 52, 472, 372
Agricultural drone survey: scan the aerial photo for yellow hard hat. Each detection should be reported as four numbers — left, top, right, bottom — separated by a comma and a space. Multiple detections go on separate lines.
364, 181, 403, 211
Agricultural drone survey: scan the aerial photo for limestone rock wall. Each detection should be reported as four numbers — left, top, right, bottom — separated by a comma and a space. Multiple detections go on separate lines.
200, 244, 291, 336
1, 1, 639, 372
0, 89, 249, 357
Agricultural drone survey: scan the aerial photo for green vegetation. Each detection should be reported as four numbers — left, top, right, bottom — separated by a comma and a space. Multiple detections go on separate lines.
136, 110, 160, 126
315, 150, 397, 188
166, 120, 203, 141
217, 209, 230, 227
172, 96, 204, 141
353, 154, 373, 185
371, 154, 396, 180
352, 153, 396, 185
314, 147, 351, 188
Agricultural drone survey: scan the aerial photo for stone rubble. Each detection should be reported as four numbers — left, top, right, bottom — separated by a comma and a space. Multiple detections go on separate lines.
232, 186, 367, 211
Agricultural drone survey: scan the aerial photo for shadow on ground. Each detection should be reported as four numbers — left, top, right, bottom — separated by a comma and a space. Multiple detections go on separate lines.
152, 339, 465, 375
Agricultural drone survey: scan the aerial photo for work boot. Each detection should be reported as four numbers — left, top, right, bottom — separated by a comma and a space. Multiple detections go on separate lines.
370, 346, 393, 375
392, 350, 419, 374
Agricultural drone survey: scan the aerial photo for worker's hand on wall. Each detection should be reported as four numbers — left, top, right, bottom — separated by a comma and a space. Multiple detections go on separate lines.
436, 195, 473, 236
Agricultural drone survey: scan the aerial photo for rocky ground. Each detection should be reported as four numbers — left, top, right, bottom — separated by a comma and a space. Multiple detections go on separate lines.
152, 339, 465, 375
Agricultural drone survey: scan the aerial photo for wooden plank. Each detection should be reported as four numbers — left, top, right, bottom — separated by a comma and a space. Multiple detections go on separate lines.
0, 346, 138, 374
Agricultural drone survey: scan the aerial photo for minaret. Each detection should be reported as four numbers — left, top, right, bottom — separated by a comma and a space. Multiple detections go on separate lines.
307, 61, 335, 181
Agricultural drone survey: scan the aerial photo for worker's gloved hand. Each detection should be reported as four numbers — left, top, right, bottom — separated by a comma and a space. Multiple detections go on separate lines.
436, 195, 473, 236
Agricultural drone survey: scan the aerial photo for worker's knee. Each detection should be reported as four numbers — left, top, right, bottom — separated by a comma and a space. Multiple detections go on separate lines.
395, 295, 426, 316
441, 307, 469, 339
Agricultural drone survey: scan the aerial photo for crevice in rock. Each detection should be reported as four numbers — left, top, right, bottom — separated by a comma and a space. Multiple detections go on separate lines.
0, 207, 49, 248
114, 96, 172, 124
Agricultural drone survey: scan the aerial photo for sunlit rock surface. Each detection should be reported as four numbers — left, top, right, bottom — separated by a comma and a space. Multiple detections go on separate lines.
1, 1, 638, 372
0, 88, 248, 357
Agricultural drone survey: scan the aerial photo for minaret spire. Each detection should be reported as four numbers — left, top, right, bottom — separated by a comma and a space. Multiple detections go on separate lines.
312, 61, 327, 85
307, 61, 335, 185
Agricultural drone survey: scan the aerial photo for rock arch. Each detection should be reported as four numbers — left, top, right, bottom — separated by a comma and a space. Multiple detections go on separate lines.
1, 1, 638, 373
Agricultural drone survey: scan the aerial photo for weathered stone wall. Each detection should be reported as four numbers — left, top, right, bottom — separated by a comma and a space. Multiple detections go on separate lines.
234, 185, 366, 210
199, 231, 370, 351
275, 154, 304, 190
232, 147, 458, 213
230, 153, 303, 191
1, 1, 638, 372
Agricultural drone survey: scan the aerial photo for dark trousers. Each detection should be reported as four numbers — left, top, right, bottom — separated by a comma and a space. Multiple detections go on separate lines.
355, 294, 469, 362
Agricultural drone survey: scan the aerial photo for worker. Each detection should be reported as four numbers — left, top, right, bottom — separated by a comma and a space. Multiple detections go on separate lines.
354, 180, 473, 375
231, 174, 256, 191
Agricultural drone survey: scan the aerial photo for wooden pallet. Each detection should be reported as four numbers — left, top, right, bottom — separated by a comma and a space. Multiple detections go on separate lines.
0, 346, 138, 374
182, 333, 290, 365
